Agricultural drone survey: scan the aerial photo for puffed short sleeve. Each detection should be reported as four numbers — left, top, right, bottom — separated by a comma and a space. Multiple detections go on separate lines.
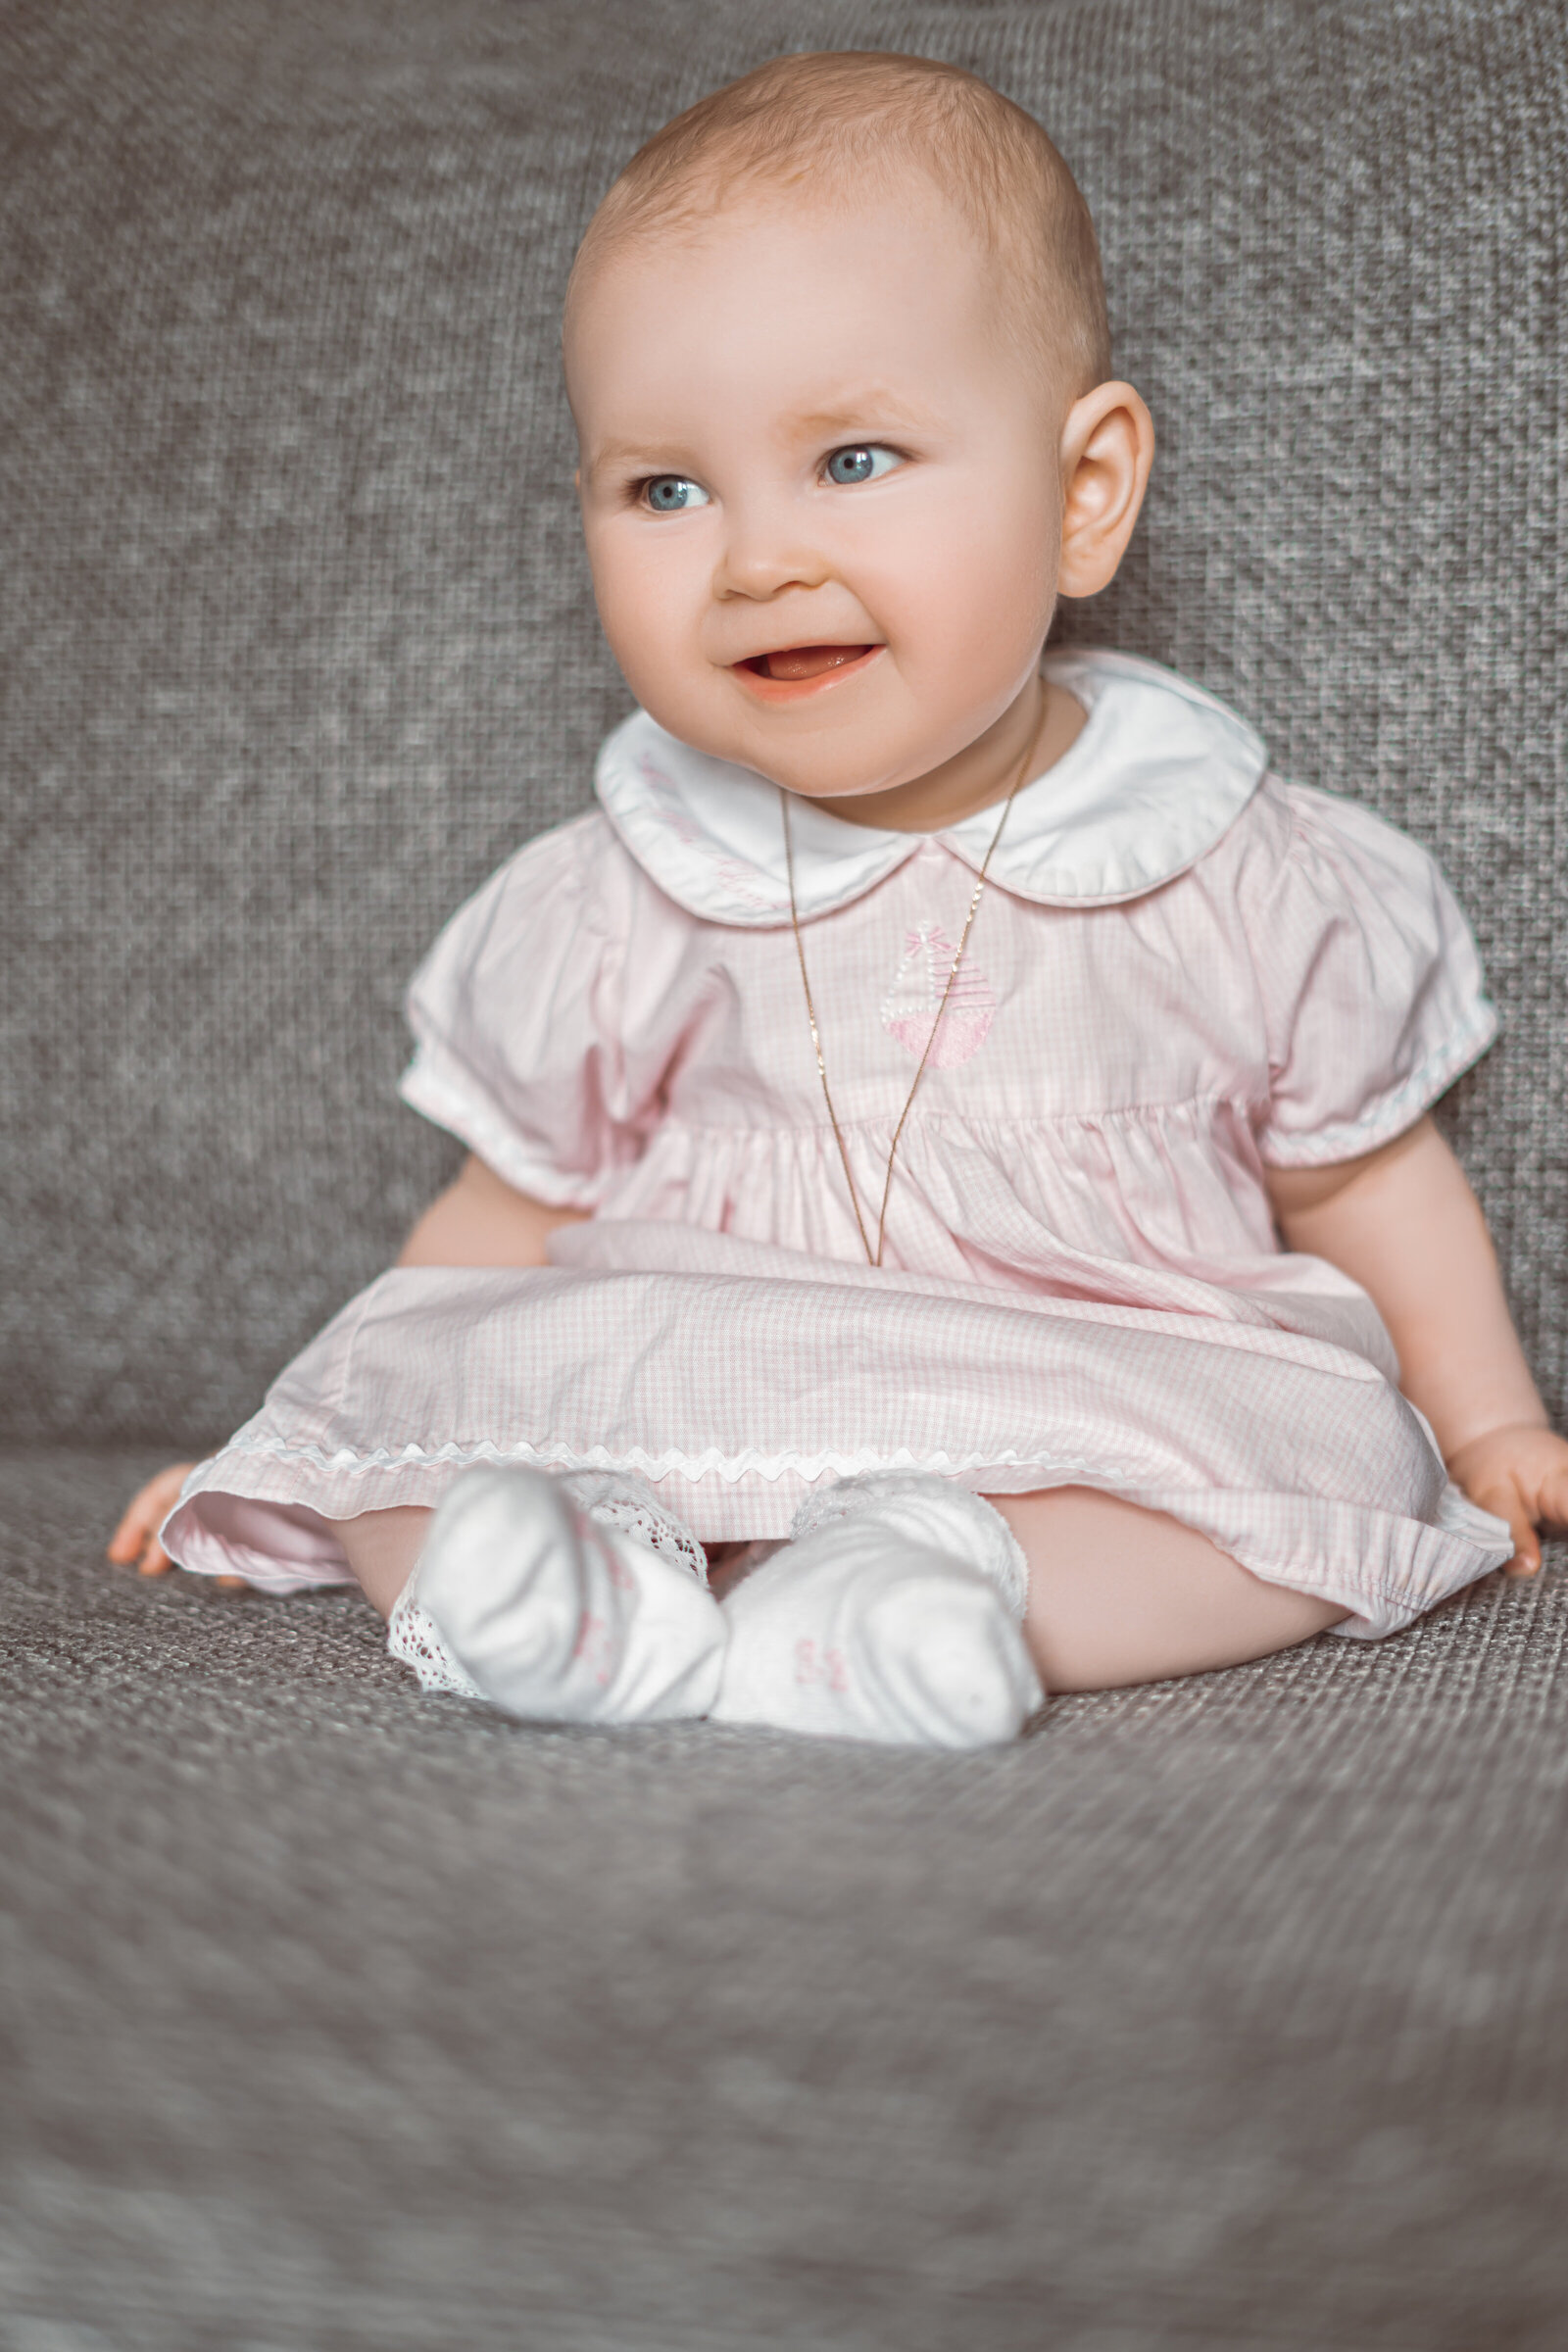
1247, 782, 1497, 1166
398, 813, 666, 1206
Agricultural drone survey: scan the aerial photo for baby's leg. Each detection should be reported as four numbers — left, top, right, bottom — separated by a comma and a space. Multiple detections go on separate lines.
990, 1487, 1348, 1691
332, 1475, 725, 1723
710, 1477, 1346, 1745
336, 1486, 1343, 1722
710, 1477, 1042, 1746
327, 1508, 429, 1619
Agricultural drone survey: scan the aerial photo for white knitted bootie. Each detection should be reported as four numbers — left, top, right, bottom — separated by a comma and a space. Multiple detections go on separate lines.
710, 1472, 1042, 1748
388, 1465, 724, 1724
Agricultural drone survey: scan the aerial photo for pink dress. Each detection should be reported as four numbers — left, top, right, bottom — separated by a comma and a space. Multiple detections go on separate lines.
165, 651, 1513, 1636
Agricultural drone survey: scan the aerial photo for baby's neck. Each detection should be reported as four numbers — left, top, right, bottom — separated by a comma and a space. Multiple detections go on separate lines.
813, 676, 1087, 834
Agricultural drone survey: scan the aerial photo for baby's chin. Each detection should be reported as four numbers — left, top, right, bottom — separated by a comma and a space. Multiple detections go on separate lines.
702, 739, 922, 805
640, 696, 942, 805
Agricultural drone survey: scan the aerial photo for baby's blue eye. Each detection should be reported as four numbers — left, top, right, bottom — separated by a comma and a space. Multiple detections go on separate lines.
824, 445, 900, 487
644, 475, 710, 513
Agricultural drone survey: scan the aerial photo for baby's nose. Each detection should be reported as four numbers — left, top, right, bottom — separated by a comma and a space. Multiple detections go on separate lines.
711, 498, 831, 600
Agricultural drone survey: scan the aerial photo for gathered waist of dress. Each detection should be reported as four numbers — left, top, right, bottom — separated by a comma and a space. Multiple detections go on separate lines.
585, 1096, 1315, 1314
653, 1091, 1263, 1143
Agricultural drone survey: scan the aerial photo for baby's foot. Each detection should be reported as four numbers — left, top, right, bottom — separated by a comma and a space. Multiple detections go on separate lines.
710, 1474, 1043, 1748
388, 1466, 724, 1724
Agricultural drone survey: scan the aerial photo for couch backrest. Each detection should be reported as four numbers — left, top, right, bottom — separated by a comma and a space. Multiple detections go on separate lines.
3, 0, 1562, 1445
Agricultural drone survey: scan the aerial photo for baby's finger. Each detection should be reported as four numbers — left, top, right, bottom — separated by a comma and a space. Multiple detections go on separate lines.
1470, 1475, 1538, 1577
107, 1463, 195, 1564
1500, 1502, 1540, 1578
106, 1501, 156, 1562
215, 1575, 250, 1593
1533, 1457, 1568, 1539
136, 1538, 175, 1577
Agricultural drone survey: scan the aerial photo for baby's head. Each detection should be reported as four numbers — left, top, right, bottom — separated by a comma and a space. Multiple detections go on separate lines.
564, 52, 1152, 813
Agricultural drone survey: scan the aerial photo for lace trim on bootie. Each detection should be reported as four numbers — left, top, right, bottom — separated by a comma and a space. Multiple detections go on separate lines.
789, 1471, 1030, 1618
387, 1467, 709, 1698
557, 1467, 710, 1586
387, 1584, 485, 1698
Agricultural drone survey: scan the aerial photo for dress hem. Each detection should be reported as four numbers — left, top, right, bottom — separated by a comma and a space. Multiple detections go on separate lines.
163, 1439, 1513, 1642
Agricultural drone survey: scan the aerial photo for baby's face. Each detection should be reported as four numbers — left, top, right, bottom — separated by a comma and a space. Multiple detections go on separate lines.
568, 184, 1067, 805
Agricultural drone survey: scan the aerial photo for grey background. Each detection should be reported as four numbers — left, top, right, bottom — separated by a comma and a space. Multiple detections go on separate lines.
2, 0, 1563, 1448
3, 5, 1567, 2347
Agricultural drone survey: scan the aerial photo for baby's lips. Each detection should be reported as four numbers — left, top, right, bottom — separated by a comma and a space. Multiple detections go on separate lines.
741, 643, 877, 682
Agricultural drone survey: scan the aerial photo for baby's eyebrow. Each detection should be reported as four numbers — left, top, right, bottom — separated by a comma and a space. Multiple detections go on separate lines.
582, 436, 691, 484
782, 394, 939, 441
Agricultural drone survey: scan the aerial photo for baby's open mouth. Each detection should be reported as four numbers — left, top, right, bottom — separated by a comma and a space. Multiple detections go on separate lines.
739, 643, 878, 682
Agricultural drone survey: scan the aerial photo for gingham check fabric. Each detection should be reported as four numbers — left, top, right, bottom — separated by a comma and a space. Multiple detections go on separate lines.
164, 659, 1511, 1632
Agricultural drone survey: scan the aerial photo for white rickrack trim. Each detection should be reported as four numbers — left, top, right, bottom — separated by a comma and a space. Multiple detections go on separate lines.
197, 1430, 1127, 1491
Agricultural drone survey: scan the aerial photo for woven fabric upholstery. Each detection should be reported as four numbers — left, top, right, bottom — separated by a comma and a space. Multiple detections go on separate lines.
1, 0, 1562, 1446
2, 1448, 1564, 2349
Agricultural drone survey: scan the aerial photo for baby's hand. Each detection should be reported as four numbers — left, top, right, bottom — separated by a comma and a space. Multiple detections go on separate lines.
1446, 1424, 1568, 1579
106, 1462, 249, 1592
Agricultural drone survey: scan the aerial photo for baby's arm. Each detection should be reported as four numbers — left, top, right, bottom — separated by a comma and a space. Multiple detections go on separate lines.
1267, 1115, 1568, 1574
106, 1155, 582, 1580
396, 1152, 589, 1267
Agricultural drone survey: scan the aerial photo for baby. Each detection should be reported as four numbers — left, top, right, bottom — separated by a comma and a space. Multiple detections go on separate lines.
112, 50, 1567, 1746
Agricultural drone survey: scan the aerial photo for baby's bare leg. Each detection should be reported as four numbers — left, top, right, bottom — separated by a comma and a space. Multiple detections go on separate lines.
334, 1489, 1347, 1695
341, 1476, 727, 1721
327, 1508, 431, 1619
990, 1487, 1348, 1691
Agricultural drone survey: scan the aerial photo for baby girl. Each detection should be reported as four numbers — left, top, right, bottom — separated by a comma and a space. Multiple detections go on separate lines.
112, 50, 1567, 1747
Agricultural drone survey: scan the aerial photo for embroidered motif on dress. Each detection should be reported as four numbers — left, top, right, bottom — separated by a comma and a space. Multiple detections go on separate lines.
879, 921, 997, 1066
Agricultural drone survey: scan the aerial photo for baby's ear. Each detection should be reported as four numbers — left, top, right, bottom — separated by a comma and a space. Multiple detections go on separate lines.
1055, 383, 1154, 600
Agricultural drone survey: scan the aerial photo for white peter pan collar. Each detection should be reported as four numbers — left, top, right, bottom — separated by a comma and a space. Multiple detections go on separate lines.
594, 647, 1267, 926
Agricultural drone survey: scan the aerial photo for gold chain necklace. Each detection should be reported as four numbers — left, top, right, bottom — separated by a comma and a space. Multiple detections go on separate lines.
782, 738, 1034, 1268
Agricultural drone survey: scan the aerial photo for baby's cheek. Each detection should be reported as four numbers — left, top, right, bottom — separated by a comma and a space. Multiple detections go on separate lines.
910, 552, 1054, 718
590, 534, 699, 694
873, 491, 1056, 681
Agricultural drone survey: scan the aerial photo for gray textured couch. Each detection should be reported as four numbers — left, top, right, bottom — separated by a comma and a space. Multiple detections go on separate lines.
3, 4, 1565, 2345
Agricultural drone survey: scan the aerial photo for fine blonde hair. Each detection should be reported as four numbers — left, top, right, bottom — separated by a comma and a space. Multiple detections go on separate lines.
565, 50, 1112, 398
